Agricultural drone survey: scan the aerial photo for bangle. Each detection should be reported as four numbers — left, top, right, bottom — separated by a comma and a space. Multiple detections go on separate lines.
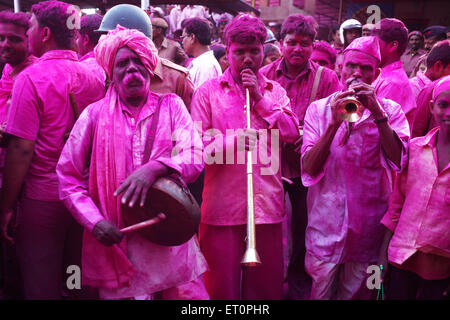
374, 116, 388, 124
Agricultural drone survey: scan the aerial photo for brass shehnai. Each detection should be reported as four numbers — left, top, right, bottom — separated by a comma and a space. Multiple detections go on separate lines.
337, 95, 364, 123
241, 88, 261, 267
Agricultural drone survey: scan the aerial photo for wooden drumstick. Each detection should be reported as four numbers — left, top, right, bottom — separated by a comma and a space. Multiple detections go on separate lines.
120, 213, 166, 234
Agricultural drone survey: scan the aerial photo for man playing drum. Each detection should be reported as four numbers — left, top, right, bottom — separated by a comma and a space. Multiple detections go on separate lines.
56, 26, 208, 300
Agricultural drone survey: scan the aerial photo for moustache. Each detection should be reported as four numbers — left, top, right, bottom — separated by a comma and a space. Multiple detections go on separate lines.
123, 73, 144, 86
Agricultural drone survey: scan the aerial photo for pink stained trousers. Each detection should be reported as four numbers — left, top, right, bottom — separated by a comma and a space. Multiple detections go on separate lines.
199, 223, 284, 300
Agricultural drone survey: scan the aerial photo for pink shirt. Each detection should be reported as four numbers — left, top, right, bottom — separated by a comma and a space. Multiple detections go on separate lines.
409, 72, 432, 102
301, 93, 410, 263
411, 80, 438, 138
0, 64, 14, 185
260, 59, 342, 178
5, 50, 105, 201
0, 57, 36, 184
57, 92, 207, 296
191, 69, 299, 226
381, 128, 450, 280
79, 51, 106, 85
260, 59, 341, 124
372, 60, 416, 126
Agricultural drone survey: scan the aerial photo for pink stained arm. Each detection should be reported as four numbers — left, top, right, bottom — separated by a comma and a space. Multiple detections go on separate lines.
252, 82, 299, 144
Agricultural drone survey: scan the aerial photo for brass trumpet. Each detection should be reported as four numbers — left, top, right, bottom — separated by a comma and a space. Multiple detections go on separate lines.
241, 88, 261, 267
336, 95, 364, 123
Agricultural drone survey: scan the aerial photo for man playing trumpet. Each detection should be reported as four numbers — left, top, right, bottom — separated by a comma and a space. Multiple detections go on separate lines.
301, 36, 410, 300
191, 14, 299, 300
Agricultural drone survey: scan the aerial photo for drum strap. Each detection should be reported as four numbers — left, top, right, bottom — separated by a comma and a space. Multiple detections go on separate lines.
143, 95, 192, 197
143, 94, 164, 163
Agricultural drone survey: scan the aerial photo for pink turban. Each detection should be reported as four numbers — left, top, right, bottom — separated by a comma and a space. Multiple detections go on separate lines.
94, 25, 158, 79
432, 75, 450, 100
343, 36, 381, 62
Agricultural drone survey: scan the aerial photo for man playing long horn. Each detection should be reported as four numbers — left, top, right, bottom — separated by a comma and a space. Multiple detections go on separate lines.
56, 26, 208, 300
191, 14, 299, 300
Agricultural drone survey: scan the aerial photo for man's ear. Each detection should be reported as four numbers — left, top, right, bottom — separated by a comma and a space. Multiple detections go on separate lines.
429, 100, 434, 115
82, 33, 90, 47
41, 26, 51, 44
389, 40, 398, 54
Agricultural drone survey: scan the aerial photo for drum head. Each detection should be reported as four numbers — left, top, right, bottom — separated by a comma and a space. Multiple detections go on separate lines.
122, 177, 201, 246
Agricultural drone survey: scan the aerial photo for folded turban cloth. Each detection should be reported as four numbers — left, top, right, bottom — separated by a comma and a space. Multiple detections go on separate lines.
432, 75, 450, 100
343, 36, 381, 62
94, 25, 158, 79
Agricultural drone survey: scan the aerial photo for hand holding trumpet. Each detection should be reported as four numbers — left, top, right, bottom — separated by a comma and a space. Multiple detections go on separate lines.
348, 82, 385, 119
330, 80, 384, 123
240, 68, 263, 104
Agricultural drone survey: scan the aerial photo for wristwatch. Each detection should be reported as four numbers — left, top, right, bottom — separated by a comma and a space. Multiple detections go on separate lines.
373, 109, 389, 124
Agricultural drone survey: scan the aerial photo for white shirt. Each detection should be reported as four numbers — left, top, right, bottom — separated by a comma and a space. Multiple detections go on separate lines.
180, 5, 208, 23
188, 50, 222, 89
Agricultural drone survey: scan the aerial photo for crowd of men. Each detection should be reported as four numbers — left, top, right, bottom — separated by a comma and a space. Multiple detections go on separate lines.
0, 1, 448, 300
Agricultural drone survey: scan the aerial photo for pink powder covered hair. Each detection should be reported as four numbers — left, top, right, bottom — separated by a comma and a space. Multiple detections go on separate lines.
223, 13, 267, 46
31, 0, 77, 50
313, 40, 337, 65
0, 11, 30, 30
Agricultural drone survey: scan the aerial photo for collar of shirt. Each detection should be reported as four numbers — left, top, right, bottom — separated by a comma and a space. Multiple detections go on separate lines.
191, 50, 215, 68
381, 60, 403, 75
119, 91, 160, 123
405, 48, 426, 57
219, 68, 273, 92
79, 51, 95, 62
275, 58, 313, 81
161, 37, 169, 50
152, 58, 164, 81
416, 126, 439, 148
38, 50, 78, 62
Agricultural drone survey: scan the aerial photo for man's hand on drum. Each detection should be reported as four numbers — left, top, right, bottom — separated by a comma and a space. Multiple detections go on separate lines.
114, 160, 170, 208
92, 219, 124, 246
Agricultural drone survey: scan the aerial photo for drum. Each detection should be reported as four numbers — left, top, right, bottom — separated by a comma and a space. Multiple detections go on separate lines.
121, 176, 201, 246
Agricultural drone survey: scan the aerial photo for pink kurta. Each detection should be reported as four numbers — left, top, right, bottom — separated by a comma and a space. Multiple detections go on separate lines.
372, 60, 417, 125
190, 68, 299, 226
301, 93, 410, 263
5, 50, 105, 201
381, 127, 450, 280
57, 92, 208, 297
260, 59, 342, 178
79, 51, 106, 84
